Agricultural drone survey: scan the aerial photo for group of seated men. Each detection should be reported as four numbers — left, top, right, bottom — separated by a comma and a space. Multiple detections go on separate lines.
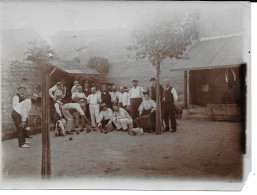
49, 78, 178, 136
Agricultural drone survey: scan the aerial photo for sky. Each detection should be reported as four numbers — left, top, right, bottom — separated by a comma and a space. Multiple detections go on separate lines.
0, 1, 249, 43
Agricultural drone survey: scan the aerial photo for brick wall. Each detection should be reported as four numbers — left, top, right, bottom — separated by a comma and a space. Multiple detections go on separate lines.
1, 60, 42, 139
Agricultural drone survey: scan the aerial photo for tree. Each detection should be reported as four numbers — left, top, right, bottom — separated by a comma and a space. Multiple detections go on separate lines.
128, 9, 199, 134
87, 57, 111, 84
26, 41, 58, 65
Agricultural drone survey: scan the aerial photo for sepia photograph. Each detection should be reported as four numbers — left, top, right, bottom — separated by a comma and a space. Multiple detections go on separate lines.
0, 1, 251, 190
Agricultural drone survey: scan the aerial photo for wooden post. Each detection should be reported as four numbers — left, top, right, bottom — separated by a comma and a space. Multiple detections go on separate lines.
184, 71, 188, 109
156, 61, 161, 134
41, 62, 51, 179
41, 62, 47, 178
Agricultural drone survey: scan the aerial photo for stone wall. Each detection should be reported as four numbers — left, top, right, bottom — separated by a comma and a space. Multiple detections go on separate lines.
1, 60, 42, 140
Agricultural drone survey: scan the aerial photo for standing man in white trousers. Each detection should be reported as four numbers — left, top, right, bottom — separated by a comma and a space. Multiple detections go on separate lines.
87, 87, 101, 130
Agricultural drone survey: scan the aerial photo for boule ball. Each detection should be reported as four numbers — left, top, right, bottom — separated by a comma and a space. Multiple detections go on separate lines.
69, 137, 73, 141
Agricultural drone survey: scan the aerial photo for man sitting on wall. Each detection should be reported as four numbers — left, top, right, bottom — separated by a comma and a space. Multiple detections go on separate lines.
49, 81, 66, 101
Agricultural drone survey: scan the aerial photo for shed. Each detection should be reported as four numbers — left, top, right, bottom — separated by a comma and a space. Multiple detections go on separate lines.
170, 35, 246, 122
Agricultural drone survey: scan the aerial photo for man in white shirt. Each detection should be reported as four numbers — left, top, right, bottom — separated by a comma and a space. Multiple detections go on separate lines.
86, 87, 101, 130
98, 103, 113, 133
107, 105, 133, 132
11, 93, 38, 148
62, 103, 90, 134
162, 79, 178, 133
118, 86, 129, 110
110, 86, 120, 104
71, 81, 79, 95
13, 85, 32, 139
49, 82, 66, 101
128, 80, 144, 127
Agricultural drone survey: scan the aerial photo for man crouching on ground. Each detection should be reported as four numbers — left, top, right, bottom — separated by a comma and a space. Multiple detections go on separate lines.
62, 102, 90, 134
98, 103, 113, 133
107, 105, 133, 132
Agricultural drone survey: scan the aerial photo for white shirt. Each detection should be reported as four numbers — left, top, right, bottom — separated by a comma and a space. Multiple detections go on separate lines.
86, 93, 101, 105
163, 87, 178, 102
98, 108, 113, 122
13, 99, 32, 122
128, 86, 144, 105
110, 91, 120, 102
72, 92, 86, 101
53, 89, 65, 101
119, 92, 129, 106
108, 108, 132, 125
62, 103, 85, 115
128, 86, 144, 98
49, 85, 66, 100
12, 93, 25, 109
71, 85, 78, 95
138, 99, 156, 115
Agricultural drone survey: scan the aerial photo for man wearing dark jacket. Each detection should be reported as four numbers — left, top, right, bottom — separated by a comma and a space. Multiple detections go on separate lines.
100, 84, 112, 109
150, 78, 164, 102
162, 79, 178, 133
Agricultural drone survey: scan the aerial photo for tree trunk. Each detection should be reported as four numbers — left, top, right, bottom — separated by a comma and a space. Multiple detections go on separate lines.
156, 62, 161, 134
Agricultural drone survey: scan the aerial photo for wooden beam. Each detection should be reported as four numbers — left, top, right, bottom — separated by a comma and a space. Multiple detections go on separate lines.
184, 71, 188, 109
41, 62, 51, 179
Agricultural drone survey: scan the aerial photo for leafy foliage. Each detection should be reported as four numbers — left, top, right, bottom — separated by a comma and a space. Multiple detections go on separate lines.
128, 10, 199, 66
25, 41, 58, 65
87, 56, 110, 76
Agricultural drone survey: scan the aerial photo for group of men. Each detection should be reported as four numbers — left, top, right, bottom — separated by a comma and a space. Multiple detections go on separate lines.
11, 77, 178, 148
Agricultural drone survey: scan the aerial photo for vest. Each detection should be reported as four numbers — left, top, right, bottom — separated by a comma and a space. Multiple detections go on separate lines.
101, 92, 112, 105
16, 93, 25, 103
163, 86, 174, 104
83, 88, 91, 97
151, 84, 163, 101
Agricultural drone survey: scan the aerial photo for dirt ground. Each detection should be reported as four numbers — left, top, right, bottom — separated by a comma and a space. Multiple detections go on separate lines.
1, 120, 243, 181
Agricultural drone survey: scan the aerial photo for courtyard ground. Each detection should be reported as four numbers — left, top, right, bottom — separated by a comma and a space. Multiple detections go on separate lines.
1, 120, 243, 182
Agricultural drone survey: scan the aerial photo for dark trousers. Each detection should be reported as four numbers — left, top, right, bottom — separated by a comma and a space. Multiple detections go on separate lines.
99, 119, 116, 129
130, 98, 143, 127
85, 103, 90, 120
11, 110, 28, 147
162, 102, 176, 131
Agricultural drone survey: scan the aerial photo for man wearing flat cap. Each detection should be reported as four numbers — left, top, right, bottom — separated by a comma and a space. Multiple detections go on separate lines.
150, 78, 164, 103
12, 91, 39, 148
12, 85, 32, 139
99, 84, 112, 109
128, 79, 144, 127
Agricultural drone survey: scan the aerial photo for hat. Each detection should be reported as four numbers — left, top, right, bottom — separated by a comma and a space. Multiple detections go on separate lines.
17, 85, 26, 90
150, 78, 156, 81
77, 85, 82, 89
132, 80, 138, 82
32, 94, 39, 100
101, 103, 107, 107
143, 91, 150, 96
56, 82, 62, 86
